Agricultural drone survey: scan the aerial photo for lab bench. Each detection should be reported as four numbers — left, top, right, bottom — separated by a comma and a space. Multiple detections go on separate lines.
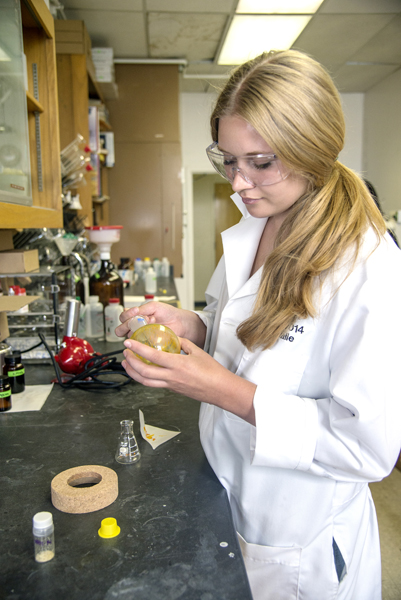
0, 346, 252, 600
123, 275, 181, 309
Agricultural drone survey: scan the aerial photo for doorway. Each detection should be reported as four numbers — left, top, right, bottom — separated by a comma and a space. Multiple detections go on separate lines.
193, 174, 241, 306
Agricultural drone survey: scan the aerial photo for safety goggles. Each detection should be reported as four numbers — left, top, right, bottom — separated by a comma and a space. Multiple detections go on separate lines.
206, 142, 289, 187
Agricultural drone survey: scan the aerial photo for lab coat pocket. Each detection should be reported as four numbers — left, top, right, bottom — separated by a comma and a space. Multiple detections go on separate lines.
238, 533, 301, 600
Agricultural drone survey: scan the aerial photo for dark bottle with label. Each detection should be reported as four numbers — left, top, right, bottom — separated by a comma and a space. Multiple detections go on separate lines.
89, 258, 124, 310
4, 352, 25, 394
0, 375, 12, 411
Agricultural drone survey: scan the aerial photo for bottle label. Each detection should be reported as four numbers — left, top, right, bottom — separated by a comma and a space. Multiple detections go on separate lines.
8, 368, 25, 377
0, 389, 11, 398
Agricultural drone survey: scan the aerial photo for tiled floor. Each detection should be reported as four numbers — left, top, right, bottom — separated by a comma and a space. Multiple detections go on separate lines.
370, 467, 401, 600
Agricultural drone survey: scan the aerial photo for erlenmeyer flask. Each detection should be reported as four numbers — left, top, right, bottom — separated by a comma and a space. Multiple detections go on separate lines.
115, 420, 141, 464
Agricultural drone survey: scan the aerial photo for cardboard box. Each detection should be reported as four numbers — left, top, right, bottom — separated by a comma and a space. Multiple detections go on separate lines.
0, 249, 39, 273
0, 295, 40, 342
0, 312, 9, 342
55, 20, 92, 59
0, 230, 15, 252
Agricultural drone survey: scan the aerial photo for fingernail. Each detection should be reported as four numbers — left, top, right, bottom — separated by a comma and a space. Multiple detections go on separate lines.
124, 340, 131, 348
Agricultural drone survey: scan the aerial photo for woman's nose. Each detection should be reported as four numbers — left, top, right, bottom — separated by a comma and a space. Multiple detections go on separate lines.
231, 169, 254, 192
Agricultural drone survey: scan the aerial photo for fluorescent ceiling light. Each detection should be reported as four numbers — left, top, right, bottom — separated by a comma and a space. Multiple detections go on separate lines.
218, 15, 311, 65
236, 0, 324, 13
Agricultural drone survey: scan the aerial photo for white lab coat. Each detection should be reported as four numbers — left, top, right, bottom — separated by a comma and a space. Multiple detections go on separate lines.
197, 193, 401, 600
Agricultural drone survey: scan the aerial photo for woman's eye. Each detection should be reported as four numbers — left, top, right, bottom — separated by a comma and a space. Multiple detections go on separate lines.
251, 160, 274, 170
223, 157, 237, 167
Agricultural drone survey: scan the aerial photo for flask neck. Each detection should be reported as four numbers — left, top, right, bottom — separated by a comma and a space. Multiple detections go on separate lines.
120, 419, 134, 435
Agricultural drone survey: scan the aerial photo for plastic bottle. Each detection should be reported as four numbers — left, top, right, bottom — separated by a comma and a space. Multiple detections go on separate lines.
141, 257, 151, 280
33, 512, 55, 563
145, 267, 157, 294
85, 295, 104, 339
4, 352, 25, 394
0, 375, 11, 412
134, 258, 143, 281
77, 298, 86, 338
153, 258, 161, 277
105, 298, 124, 342
161, 257, 170, 278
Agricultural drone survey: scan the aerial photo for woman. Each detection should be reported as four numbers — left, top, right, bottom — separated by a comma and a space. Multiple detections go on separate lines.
116, 50, 401, 599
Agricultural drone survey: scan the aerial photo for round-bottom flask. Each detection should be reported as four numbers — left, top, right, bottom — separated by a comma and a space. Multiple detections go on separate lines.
127, 316, 181, 366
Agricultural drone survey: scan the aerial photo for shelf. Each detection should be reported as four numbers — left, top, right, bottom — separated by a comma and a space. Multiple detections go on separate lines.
92, 195, 109, 204
99, 118, 112, 131
26, 90, 44, 113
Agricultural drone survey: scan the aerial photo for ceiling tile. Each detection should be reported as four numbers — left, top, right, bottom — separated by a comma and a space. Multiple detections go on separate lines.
293, 14, 396, 72
332, 64, 399, 92
64, 9, 147, 56
319, 0, 401, 14
350, 14, 401, 64
148, 13, 227, 61
147, 0, 235, 13
62, 0, 142, 10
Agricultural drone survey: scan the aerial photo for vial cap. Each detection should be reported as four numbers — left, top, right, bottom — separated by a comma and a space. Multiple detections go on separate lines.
98, 517, 120, 538
89, 295, 100, 303
127, 315, 148, 333
33, 512, 53, 529
5, 352, 21, 364
109, 298, 120, 303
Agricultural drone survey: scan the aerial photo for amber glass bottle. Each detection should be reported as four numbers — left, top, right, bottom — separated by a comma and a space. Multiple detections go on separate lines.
4, 352, 25, 394
89, 259, 124, 309
0, 375, 12, 411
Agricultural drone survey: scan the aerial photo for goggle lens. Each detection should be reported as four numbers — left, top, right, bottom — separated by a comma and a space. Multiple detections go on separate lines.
206, 142, 288, 187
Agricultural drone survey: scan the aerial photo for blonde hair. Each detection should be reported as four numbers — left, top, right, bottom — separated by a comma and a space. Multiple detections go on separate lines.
211, 50, 386, 351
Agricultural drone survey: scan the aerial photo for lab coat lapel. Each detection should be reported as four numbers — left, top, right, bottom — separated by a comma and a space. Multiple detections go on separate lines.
222, 193, 266, 300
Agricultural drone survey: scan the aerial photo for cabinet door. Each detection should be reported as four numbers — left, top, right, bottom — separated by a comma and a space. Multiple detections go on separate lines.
0, 0, 62, 229
0, 0, 32, 205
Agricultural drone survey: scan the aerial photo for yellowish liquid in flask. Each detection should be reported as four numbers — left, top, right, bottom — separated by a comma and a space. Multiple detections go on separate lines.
130, 324, 181, 366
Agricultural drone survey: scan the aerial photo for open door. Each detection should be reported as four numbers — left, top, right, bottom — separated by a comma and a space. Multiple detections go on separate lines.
214, 183, 242, 266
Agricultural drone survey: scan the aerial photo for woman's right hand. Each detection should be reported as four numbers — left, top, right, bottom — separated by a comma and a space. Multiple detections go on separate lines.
115, 301, 206, 347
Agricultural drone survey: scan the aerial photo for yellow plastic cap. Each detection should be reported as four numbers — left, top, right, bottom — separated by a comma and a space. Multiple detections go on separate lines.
98, 517, 120, 538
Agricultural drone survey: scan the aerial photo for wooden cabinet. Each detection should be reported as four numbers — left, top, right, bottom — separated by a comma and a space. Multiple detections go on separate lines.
55, 19, 113, 228
0, 0, 62, 229
107, 64, 183, 276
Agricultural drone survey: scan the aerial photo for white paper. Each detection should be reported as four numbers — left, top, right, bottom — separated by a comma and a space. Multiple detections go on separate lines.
139, 409, 180, 449
4, 384, 54, 413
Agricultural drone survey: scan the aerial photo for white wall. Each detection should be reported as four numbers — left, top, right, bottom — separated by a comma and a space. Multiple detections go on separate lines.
339, 94, 364, 174
363, 69, 401, 214
179, 91, 365, 309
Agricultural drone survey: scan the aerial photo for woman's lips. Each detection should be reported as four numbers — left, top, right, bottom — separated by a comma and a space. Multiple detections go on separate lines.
241, 196, 260, 205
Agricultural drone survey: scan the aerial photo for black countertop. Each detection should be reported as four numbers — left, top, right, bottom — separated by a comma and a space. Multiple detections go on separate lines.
0, 342, 252, 600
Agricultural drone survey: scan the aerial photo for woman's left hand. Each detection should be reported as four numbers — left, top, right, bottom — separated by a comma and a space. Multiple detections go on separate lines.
122, 337, 257, 424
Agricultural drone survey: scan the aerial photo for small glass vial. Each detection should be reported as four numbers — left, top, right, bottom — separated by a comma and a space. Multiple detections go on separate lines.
0, 375, 12, 412
33, 512, 55, 563
115, 419, 141, 464
4, 352, 25, 394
